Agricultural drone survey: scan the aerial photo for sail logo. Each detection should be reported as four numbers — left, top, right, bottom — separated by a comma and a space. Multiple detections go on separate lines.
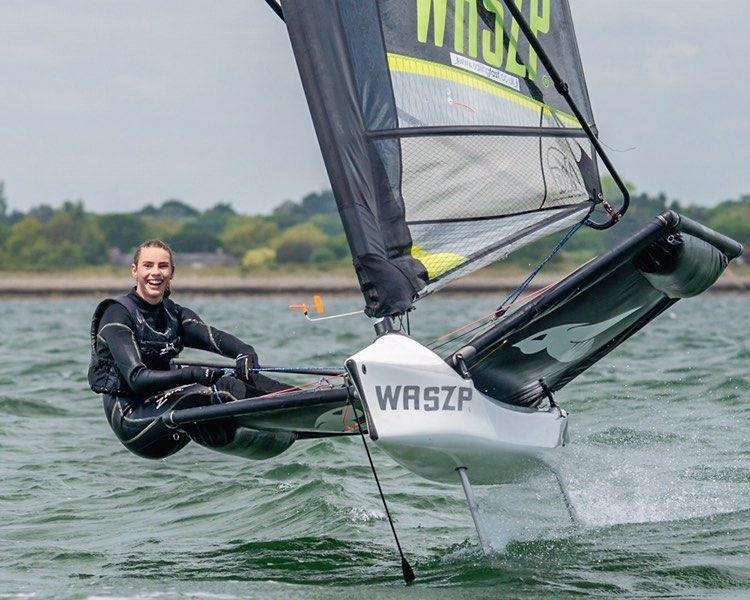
547, 147, 585, 196
375, 385, 472, 411
417, 0, 551, 82
513, 307, 641, 363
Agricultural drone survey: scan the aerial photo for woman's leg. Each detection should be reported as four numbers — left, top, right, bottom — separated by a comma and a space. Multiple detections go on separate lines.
102, 374, 295, 460
198, 375, 296, 459
102, 384, 229, 459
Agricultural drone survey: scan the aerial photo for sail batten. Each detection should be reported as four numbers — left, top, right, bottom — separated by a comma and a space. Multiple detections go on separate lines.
369, 126, 589, 140
407, 201, 593, 226
414, 204, 591, 288
284, 0, 600, 317
386, 52, 582, 127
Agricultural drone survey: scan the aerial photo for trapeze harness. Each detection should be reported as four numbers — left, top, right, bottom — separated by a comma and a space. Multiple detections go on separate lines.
89, 291, 286, 459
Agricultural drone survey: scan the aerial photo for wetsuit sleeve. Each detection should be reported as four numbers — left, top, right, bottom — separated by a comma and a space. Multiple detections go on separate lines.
98, 304, 196, 395
179, 306, 256, 358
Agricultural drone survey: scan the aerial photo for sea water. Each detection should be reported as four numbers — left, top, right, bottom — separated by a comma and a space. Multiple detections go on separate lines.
1, 295, 748, 599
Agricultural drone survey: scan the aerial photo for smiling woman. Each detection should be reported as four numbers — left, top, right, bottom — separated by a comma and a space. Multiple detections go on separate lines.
88, 239, 293, 460
131, 240, 175, 303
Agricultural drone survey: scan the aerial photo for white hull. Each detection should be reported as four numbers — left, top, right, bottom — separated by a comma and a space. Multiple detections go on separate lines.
346, 333, 569, 485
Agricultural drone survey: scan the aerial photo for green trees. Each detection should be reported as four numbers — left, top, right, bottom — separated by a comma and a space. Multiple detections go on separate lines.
168, 221, 220, 253
706, 197, 750, 244
0, 191, 353, 271
3, 209, 107, 270
4, 218, 51, 267
0, 181, 7, 223
229, 192, 348, 268
0, 182, 744, 272
48, 202, 108, 265
275, 223, 328, 264
141, 199, 199, 219
271, 191, 338, 230
96, 214, 145, 252
0, 183, 9, 259
221, 216, 279, 258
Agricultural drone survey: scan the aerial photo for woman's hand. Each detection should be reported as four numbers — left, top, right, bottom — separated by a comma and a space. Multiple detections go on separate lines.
235, 350, 259, 383
189, 366, 224, 386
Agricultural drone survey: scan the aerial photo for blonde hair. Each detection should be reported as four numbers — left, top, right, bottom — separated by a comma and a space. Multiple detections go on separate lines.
132, 239, 175, 298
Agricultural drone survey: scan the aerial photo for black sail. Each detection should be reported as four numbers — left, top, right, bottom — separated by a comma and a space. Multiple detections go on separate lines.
284, 0, 598, 317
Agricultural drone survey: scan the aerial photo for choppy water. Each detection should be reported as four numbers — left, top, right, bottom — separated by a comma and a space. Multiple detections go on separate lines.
1, 294, 748, 599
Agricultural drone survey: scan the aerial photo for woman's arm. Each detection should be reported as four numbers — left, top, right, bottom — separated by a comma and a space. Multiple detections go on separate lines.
179, 306, 258, 361
98, 305, 214, 395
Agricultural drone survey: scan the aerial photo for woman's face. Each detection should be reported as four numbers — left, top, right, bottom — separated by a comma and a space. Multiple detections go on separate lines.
131, 246, 174, 304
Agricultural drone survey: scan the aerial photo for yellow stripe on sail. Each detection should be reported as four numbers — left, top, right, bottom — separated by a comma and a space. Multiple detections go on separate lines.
387, 53, 580, 128
411, 245, 466, 280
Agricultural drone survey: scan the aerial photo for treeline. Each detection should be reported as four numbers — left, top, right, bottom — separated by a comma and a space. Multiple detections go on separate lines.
0, 184, 349, 271
0, 179, 747, 272
494, 179, 750, 268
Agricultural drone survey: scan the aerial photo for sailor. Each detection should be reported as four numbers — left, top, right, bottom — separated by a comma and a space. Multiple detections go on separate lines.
89, 239, 288, 459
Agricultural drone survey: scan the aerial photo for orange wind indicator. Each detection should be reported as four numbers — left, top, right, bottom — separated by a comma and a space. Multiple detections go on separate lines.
289, 294, 364, 323
289, 295, 326, 317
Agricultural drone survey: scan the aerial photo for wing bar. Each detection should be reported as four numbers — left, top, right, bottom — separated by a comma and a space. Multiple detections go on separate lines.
163, 387, 351, 426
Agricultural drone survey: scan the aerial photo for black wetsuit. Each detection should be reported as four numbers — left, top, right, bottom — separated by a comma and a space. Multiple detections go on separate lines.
90, 290, 287, 459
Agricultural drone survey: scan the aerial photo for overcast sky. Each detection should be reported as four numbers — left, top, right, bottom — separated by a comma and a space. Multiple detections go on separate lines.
0, 1, 747, 214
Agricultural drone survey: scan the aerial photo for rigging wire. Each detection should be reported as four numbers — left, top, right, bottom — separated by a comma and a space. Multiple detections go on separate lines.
257, 374, 346, 399
394, 311, 413, 336
495, 220, 585, 315
426, 220, 585, 354
598, 138, 637, 153
428, 314, 495, 354
427, 279, 559, 354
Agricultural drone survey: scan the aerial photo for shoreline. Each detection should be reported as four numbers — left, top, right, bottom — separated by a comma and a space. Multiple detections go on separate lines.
1, 272, 748, 297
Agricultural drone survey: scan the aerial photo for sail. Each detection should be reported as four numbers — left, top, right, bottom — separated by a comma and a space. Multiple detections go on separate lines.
284, 0, 599, 317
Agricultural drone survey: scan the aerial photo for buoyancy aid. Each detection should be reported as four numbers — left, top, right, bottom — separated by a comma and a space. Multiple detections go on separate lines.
88, 294, 184, 394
